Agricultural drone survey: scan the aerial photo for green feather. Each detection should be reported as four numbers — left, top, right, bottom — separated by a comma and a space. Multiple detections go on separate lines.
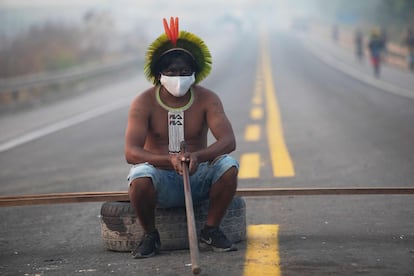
144, 31, 212, 84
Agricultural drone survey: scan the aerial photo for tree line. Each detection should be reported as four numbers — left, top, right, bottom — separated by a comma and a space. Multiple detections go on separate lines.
0, 10, 143, 79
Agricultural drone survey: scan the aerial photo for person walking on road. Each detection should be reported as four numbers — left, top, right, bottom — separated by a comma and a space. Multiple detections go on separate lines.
379, 26, 388, 55
354, 28, 364, 62
403, 27, 414, 72
332, 24, 339, 43
368, 28, 385, 77
125, 17, 239, 258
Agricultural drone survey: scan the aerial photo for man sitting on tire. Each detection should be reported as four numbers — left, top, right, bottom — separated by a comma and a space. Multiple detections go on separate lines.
125, 17, 239, 258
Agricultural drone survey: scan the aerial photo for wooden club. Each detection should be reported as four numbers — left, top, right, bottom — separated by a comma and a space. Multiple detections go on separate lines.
180, 141, 201, 274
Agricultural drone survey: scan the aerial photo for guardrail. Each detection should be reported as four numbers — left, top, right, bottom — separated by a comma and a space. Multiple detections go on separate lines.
0, 55, 142, 105
1, 187, 413, 207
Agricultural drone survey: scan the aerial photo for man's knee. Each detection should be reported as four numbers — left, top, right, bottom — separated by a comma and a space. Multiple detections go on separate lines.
216, 166, 238, 190
129, 177, 155, 197
214, 155, 239, 183
222, 166, 238, 181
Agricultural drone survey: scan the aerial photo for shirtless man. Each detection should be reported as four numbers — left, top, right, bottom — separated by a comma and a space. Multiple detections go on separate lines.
125, 17, 239, 258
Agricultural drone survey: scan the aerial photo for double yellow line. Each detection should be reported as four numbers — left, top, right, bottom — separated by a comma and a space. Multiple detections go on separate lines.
242, 31, 293, 276
239, 31, 295, 178
244, 225, 280, 276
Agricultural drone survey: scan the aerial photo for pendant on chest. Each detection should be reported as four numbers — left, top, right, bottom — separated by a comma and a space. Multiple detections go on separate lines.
156, 85, 194, 154
168, 110, 184, 153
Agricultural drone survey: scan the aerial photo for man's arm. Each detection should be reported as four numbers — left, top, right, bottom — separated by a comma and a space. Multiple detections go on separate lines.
124, 94, 171, 167
193, 90, 236, 163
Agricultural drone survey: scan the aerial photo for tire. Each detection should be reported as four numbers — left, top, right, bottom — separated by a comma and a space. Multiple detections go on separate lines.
100, 196, 246, 252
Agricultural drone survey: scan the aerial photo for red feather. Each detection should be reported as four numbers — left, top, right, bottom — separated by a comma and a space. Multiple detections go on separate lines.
163, 17, 179, 46
170, 17, 174, 40
163, 18, 172, 41
170, 17, 177, 46
175, 17, 179, 40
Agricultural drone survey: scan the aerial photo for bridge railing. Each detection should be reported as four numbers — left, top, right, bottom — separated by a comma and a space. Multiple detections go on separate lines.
0, 55, 142, 105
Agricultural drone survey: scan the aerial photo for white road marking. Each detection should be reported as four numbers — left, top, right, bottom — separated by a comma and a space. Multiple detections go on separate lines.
0, 98, 130, 153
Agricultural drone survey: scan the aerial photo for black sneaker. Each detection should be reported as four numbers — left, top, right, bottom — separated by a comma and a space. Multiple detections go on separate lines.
200, 227, 237, 252
131, 230, 161, 258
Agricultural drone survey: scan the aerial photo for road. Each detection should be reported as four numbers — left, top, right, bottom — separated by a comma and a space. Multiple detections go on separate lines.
0, 26, 413, 275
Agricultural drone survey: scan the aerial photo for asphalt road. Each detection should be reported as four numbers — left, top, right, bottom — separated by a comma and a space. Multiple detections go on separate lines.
0, 27, 413, 275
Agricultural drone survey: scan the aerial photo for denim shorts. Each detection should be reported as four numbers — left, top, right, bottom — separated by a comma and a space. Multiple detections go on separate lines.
127, 154, 239, 208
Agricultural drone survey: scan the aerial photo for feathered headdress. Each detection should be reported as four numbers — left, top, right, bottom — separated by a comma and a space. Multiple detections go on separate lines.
144, 17, 212, 84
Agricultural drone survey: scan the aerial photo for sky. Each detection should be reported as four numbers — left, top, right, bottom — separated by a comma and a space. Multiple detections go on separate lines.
0, 0, 323, 45
0, 0, 285, 36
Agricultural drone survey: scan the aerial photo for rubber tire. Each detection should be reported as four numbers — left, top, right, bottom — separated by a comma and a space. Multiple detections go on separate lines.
100, 196, 246, 252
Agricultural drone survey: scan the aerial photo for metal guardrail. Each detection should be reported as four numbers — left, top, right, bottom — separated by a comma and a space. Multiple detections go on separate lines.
0, 55, 142, 105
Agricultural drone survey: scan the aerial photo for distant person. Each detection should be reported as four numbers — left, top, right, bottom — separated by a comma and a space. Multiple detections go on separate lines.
403, 27, 414, 72
332, 24, 339, 43
379, 26, 388, 54
354, 28, 364, 61
368, 28, 385, 77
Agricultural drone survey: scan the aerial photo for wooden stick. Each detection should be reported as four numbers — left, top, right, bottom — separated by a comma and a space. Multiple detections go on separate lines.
181, 142, 201, 275
0, 187, 413, 207
237, 187, 414, 196
0, 191, 129, 207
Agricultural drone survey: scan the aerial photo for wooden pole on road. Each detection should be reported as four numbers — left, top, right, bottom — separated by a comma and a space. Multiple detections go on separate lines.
180, 142, 201, 275
0, 187, 413, 207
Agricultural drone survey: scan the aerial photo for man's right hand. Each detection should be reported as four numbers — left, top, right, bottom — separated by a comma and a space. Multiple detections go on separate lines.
169, 152, 198, 176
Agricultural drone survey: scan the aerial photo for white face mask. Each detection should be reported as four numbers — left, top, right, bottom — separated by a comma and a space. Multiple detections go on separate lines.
160, 73, 195, 97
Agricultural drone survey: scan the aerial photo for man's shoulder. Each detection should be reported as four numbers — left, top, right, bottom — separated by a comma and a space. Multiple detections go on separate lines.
192, 85, 224, 110
131, 86, 157, 107
137, 86, 157, 99
193, 85, 219, 98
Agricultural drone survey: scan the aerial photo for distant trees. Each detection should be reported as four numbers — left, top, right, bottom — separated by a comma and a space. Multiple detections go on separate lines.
0, 22, 79, 77
382, 0, 414, 25
81, 10, 115, 60
306, 0, 414, 46
313, 0, 414, 26
0, 10, 141, 78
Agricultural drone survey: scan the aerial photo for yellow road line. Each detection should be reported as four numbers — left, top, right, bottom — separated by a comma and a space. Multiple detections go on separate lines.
253, 71, 263, 105
244, 224, 281, 276
261, 32, 295, 177
239, 153, 260, 179
253, 96, 262, 105
245, 124, 261, 141
250, 107, 263, 120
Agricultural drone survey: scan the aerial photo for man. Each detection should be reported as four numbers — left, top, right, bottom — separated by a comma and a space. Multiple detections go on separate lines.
354, 27, 364, 61
368, 28, 385, 77
404, 27, 414, 72
125, 17, 239, 258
